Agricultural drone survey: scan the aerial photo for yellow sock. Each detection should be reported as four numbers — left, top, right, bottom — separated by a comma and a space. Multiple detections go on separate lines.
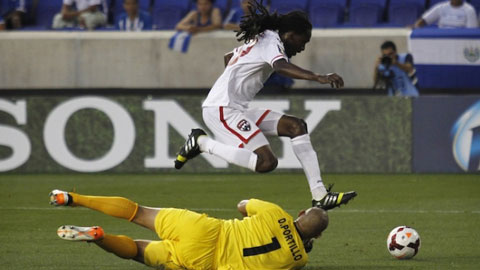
69, 193, 138, 221
97, 234, 138, 259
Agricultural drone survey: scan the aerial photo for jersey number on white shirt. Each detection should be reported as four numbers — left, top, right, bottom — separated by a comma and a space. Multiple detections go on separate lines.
229, 39, 258, 66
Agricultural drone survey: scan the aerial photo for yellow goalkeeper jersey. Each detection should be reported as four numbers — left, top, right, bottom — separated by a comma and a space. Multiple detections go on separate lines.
215, 199, 308, 270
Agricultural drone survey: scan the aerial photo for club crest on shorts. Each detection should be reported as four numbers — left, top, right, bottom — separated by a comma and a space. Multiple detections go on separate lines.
237, 119, 251, 131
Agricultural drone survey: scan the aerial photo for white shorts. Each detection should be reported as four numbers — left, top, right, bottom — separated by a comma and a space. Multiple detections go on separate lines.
202, 106, 283, 151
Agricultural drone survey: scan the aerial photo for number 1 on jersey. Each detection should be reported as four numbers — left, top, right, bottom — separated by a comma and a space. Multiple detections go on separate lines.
243, 237, 281, 257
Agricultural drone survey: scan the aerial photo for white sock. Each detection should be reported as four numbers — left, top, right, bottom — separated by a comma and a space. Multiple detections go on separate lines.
291, 134, 327, 200
198, 136, 257, 171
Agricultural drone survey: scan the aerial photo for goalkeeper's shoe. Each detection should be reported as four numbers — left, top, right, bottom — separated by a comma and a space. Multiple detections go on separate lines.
174, 128, 207, 169
49, 189, 71, 206
57, 225, 104, 242
312, 185, 357, 210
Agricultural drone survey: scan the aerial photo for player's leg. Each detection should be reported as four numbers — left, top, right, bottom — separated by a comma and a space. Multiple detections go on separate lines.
149, 208, 221, 269
56, 226, 177, 268
243, 108, 328, 198
49, 190, 139, 220
174, 107, 278, 172
198, 133, 277, 173
276, 115, 327, 200
276, 115, 357, 210
56, 224, 146, 263
252, 145, 278, 173
51, 13, 75, 29
49, 190, 162, 231
79, 11, 106, 30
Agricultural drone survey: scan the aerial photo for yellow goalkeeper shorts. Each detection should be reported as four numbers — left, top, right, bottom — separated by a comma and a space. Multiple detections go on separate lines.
144, 208, 222, 270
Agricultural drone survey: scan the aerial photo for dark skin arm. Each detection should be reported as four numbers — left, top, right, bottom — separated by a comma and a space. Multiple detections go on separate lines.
414, 18, 427, 28
224, 52, 234, 67
273, 59, 344, 88
223, 53, 344, 87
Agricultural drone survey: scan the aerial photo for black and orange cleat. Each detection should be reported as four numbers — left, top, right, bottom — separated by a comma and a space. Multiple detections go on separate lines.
57, 225, 104, 242
49, 189, 71, 206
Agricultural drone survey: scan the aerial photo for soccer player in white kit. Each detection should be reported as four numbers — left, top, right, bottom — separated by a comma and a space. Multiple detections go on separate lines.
175, 0, 356, 210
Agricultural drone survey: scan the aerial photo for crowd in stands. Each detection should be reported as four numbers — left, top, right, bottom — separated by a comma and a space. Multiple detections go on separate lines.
0, 0, 479, 31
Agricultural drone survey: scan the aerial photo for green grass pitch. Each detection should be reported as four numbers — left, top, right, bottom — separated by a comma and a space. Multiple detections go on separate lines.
0, 173, 479, 269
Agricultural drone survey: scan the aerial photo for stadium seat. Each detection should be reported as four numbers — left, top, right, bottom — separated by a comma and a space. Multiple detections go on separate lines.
32, 0, 64, 29
269, 0, 309, 14
469, 0, 480, 12
99, 0, 112, 23
231, 0, 241, 10
152, 0, 191, 30
214, 0, 229, 17
388, 0, 426, 26
348, 0, 387, 27
308, 0, 347, 28
113, 0, 150, 22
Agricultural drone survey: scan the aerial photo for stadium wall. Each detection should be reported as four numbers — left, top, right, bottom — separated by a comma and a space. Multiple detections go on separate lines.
0, 93, 413, 173
0, 29, 409, 90
2, 93, 479, 173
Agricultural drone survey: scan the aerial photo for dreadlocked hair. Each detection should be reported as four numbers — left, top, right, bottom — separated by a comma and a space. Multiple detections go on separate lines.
236, 0, 312, 43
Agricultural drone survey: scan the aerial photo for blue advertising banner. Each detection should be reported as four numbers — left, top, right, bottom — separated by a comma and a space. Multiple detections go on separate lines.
409, 29, 480, 89
413, 96, 480, 173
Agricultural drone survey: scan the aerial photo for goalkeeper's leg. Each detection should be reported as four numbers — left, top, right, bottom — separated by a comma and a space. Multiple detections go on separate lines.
276, 115, 357, 209
49, 189, 159, 231
56, 224, 149, 263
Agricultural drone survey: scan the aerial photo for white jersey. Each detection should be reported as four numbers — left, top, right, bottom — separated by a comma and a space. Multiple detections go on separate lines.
202, 30, 288, 111
63, 0, 102, 11
422, 2, 478, 28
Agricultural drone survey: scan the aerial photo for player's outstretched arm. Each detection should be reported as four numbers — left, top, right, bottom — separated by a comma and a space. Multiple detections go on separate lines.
273, 59, 344, 88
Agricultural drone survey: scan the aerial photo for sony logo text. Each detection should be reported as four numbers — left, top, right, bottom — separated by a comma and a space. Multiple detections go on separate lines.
0, 97, 341, 172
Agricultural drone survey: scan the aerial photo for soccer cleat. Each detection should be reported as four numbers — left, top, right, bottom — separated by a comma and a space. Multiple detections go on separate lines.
49, 189, 70, 206
312, 184, 357, 210
174, 128, 207, 169
57, 225, 104, 242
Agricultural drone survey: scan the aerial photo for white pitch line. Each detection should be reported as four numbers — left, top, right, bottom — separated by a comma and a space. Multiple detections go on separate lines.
331, 209, 473, 214
1, 207, 477, 215
0, 207, 88, 211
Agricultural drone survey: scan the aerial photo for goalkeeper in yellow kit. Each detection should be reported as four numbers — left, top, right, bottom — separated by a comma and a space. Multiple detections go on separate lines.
50, 189, 329, 270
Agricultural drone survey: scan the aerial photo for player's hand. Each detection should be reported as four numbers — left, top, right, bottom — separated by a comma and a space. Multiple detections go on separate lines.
317, 73, 344, 88
304, 238, 314, 253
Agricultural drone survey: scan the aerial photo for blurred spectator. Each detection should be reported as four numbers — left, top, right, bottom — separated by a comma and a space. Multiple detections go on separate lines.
373, 41, 419, 97
0, 0, 27, 30
175, 0, 222, 35
115, 0, 152, 31
0, 14, 4, 30
414, 0, 478, 28
223, 0, 252, 31
52, 0, 107, 30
